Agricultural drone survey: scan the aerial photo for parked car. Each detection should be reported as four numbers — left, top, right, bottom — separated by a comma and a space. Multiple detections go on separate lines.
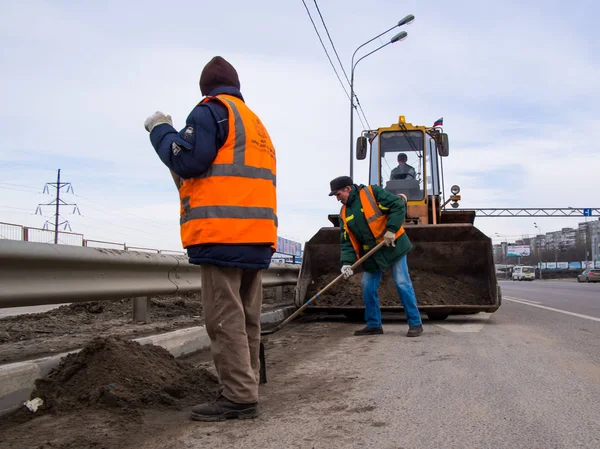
577, 268, 600, 283
512, 265, 535, 281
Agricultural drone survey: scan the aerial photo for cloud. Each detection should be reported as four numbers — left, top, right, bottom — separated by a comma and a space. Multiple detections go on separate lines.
1, 0, 599, 251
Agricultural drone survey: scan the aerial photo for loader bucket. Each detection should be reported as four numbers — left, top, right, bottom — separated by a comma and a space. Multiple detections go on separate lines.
295, 223, 500, 317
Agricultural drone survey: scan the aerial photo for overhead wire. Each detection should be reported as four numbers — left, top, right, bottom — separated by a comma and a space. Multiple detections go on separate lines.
312, 0, 348, 82
300, 0, 349, 98
0, 182, 41, 192
68, 219, 165, 244
0, 186, 43, 194
2, 179, 175, 231
76, 214, 173, 241
0, 210, 41, 217
71, 193, 174, 231
300, 0, 367, 130
1, 176, 180, 247
2, 182, 177, 247
0, 205, 33, 211
312, 0, 372, 130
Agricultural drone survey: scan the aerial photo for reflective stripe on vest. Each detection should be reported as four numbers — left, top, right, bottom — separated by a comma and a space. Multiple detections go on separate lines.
179, 205, 277, 225
178, 94, 277, 248
198, 97, 276, 186
340, 186, 405, 259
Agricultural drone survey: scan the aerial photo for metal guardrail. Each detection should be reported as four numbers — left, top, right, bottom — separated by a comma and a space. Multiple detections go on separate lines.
0, 240, 300, 309
0, 221, 186, 254
0, 221, 84, 246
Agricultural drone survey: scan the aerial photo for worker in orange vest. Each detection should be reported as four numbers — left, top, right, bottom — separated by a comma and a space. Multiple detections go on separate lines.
329, 176, 423, 337
145, 56, 277, 421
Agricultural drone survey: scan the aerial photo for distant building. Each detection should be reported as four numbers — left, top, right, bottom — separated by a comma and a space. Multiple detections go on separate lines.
526, 218, 600, 259
493, 218, 600, 263
592, 234, 600, 261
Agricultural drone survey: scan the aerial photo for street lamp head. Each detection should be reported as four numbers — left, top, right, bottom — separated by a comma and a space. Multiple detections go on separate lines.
391, 31, 408, 43
397, 14, 415, 27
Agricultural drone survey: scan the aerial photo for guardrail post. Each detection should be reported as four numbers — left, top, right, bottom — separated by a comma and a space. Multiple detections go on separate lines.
132, 296, 151, 323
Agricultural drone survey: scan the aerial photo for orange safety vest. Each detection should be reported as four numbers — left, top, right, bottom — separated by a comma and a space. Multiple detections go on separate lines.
178, 94, 277, 249
340, 186, 405, 258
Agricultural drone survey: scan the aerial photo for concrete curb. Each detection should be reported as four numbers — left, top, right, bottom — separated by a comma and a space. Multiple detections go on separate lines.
0, 305, 296, 416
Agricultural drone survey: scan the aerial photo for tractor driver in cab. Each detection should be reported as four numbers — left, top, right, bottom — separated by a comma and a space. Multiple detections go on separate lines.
390, 153, 416, 180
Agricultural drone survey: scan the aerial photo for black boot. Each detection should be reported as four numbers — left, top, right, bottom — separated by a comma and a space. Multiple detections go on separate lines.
354, 326, 384, 336
407, 324, 423, 337
190, 395, 259, 422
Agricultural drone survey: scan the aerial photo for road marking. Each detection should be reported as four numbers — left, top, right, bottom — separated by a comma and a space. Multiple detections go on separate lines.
504, 296, 541, 305
504, 297, 600, 323
434, 313, 493, 333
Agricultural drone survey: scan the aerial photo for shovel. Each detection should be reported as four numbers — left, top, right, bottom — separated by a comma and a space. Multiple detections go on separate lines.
261, 240, 386, 336
258, 240, 386, 384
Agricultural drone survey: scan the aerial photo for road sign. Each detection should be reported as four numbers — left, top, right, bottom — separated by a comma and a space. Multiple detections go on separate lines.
583, 208, 593, 216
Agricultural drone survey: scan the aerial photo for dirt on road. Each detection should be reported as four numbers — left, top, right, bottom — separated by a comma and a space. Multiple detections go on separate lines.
1, 317, 362, 449
1, 336, 219, 449
0, 286, 294, 364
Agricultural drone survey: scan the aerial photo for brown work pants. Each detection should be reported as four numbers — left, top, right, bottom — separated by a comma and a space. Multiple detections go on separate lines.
200, 265, 262, 404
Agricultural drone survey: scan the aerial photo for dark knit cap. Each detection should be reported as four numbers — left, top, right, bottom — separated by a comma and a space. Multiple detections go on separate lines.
199, 56, 241, 96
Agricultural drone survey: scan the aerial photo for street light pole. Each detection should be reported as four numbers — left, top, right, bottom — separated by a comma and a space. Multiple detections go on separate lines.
584, 217, 589, 270
494, 233, 509, 279
534, 222, 543, 280
348, 15, 414, 179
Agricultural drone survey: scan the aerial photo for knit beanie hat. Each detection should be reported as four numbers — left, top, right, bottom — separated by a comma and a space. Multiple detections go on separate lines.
199, 56, 241, 96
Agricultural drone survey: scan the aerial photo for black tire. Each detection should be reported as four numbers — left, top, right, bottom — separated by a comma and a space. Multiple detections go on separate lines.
427, 311, 450, 321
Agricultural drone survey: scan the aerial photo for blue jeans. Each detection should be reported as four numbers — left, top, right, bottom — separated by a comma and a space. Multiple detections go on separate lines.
361, 255, 422, 328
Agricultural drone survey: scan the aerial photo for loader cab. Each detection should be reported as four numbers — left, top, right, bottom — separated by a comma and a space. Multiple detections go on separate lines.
357, 116, 453, 224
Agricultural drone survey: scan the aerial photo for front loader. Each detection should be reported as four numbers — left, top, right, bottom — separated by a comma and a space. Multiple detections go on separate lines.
295, 116, 501, 321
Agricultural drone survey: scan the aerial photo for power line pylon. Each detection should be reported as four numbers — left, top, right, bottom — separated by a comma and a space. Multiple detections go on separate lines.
35, 169, 81, 244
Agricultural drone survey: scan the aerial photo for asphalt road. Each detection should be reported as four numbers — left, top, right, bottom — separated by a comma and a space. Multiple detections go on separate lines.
138, 282, 600, 449
0, 304, 62, 318
500, 279, 600, 319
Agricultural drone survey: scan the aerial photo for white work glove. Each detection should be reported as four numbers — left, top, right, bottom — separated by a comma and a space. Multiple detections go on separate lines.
341, 265, 354, 279
383, 231, 396, 247
144, 111, 172, 133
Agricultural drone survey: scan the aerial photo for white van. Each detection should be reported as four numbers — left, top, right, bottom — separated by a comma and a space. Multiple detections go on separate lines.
512, 265, 535, 281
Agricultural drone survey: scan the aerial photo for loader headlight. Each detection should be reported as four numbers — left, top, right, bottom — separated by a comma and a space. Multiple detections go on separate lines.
451, 185, 460, 195
451, 202, 459, 209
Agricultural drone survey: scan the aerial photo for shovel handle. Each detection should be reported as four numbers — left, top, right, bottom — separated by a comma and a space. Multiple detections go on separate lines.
271, 240, 387, 332
349, 240, 387, 271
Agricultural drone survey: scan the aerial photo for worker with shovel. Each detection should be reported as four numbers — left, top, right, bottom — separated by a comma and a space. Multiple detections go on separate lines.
144, 56, 277, 421
329, 176, 423, 337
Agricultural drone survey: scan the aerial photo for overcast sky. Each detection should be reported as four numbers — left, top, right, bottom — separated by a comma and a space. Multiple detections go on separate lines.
1, 0, 598, 251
